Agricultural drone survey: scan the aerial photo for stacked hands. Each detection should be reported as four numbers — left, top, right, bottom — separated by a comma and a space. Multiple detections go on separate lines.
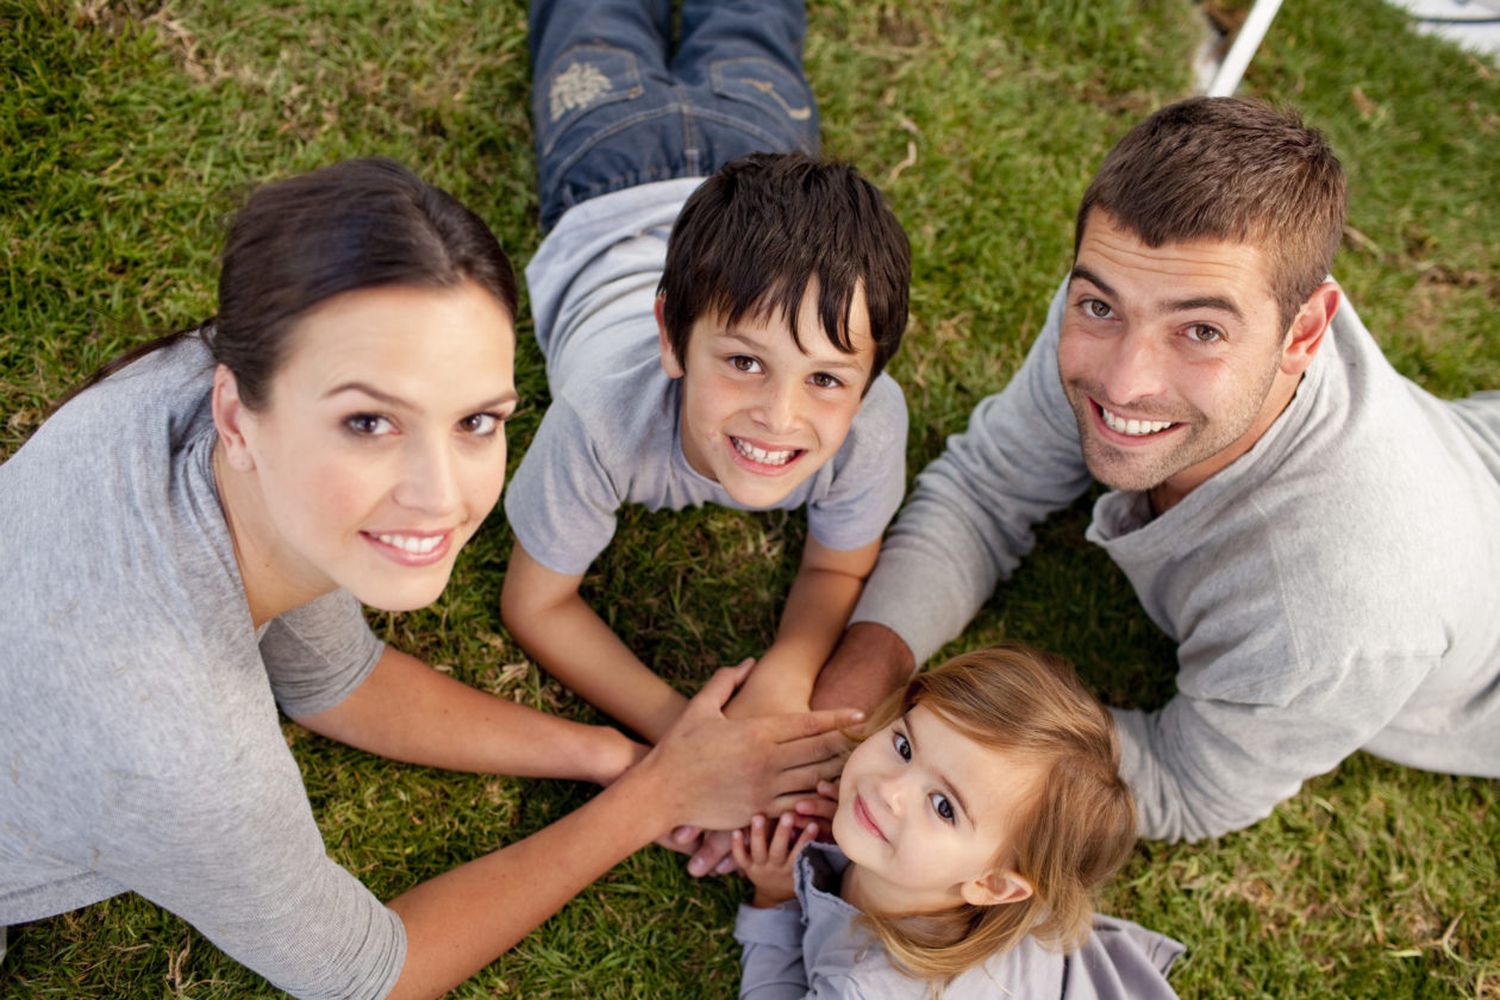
641, 656, 852, 882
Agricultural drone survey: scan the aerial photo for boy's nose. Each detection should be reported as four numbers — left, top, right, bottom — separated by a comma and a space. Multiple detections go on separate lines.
752, 379, 799, 434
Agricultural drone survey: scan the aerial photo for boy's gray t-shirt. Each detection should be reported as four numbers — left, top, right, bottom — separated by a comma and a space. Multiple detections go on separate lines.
0, 336, 405, 999
508, 179, 908, 576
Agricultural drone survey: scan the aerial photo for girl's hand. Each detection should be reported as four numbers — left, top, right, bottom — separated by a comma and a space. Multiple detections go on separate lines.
732, 813, 819, 908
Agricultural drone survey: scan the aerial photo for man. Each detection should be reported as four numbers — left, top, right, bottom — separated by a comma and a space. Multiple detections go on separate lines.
812, 97, 1500, 843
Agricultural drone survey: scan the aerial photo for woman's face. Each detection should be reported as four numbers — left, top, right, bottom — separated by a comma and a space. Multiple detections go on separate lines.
233, 279, 516, 612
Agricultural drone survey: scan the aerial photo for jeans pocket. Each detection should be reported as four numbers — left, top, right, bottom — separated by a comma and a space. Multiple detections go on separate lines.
535, 44, 645, 157
709, 56, 816, 137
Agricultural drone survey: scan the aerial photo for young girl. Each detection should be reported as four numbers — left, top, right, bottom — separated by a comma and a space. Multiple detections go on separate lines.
732, 643, 1184, 998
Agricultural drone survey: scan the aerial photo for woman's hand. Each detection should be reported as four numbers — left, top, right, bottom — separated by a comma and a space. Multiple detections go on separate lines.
732, 813, 819, 908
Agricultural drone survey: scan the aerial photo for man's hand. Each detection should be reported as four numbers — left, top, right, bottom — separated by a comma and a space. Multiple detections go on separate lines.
809, 622, 916, 714
732, 813, 819, 908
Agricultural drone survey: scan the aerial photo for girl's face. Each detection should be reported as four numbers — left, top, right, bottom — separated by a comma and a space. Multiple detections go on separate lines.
834, 703, 1042, 914
228, 279, 516, 613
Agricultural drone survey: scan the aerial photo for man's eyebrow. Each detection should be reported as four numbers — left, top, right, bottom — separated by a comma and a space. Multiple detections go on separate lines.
1068, 265, 1117, 300
906, 710, 974, 827
1160, 295, 1245, 320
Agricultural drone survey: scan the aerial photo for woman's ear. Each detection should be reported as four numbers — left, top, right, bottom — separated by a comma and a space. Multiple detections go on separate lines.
211, 364, 257, 472
960, 869, 1034, 908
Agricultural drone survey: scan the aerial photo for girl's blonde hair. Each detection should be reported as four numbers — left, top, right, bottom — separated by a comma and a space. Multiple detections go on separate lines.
855, 643, 1137, 985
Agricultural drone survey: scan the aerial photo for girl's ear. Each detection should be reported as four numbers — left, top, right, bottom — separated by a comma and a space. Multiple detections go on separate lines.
212, 364, 257, 472
960, 869, 1034, 908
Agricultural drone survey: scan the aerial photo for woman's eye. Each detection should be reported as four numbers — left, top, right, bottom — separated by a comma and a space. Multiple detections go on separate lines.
810, 372, 842, 390
729, 355, 762, 374
459, 412, 502, 436
1185, 324, 1223, 344
930, 792, 955, 824
892, 731, 912, 762
345, 414, 393, 436
1085, 298, 1112, 319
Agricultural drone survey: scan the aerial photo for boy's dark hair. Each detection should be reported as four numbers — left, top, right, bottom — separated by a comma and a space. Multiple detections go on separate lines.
658, 153, 909, 387
1075, 97, 1346, 333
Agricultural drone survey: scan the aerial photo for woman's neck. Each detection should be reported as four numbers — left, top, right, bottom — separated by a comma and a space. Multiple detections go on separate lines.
212, 441, 334, 627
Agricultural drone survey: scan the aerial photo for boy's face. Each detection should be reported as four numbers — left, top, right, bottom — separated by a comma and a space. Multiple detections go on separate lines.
657, 281, 875, 508
1057, 210, 1311, 506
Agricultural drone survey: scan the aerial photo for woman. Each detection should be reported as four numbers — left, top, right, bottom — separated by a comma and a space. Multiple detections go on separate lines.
0, 158, 857, 999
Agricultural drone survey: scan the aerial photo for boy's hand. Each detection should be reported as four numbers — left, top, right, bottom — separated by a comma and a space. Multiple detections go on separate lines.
732, 813, 819, 908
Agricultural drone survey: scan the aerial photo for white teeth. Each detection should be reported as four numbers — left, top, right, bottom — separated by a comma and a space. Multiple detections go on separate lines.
733, 437, 797, 466
1101, 407, 1173, 436
376, 533, 443, 555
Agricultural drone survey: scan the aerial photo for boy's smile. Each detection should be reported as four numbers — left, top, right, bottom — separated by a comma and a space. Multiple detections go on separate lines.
658, 282, 875, 508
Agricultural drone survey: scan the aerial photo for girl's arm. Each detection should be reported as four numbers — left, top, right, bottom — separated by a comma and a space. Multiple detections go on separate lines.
295, 646, 640, 785
381, 664, 862, 999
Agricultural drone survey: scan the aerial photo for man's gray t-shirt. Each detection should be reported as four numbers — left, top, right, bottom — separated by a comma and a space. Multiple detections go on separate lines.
853, 282, 1500, 842
507, 178, 908, 576
0, 336, 405, 999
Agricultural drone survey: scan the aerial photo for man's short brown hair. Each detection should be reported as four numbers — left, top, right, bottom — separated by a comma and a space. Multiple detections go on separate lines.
1075, 97, 1346, 332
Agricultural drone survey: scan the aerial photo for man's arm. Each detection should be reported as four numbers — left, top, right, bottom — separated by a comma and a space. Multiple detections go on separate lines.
727, 536, 881, 720
809, 621, 916, 714
839, 283, 1094, 671
500, 541, 689, 742
295, 645, 642, 785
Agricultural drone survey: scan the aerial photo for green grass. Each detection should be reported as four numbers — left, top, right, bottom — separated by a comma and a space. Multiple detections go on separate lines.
2, 0, 1497, 996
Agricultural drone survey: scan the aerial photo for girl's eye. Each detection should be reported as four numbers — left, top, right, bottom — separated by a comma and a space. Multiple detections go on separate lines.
1084, 298, 1112, 319
1185, 324, 1223, 344
809, 372, 843, 390
345, 414, 394, 436
458, 412, 504, 436
929, 792, 955, 824
729, 355, 762, 374
892, 731, 912, 762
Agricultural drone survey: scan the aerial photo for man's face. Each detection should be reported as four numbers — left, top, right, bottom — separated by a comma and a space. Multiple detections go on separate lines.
658, 280, 875, 508
1057, 210, 1301, 507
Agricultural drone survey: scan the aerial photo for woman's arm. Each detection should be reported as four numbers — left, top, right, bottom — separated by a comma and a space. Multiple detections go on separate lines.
294, 646, 640, 785
382, 663, 863, 999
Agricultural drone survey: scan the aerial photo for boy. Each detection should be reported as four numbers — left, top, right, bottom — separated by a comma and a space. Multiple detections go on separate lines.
502, 0, 910, 764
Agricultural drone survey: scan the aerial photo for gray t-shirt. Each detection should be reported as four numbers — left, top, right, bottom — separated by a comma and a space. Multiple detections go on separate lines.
507, 179, 908, 575
735, 842, 1183, 999
853, 281, 1500, 842
0, 336, 405, 999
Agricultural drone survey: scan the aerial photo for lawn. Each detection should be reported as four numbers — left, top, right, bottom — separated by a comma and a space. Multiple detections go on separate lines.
2, 0, 1497, 997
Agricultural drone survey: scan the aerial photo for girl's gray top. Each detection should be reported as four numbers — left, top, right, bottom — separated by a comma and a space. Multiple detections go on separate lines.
0, 336, 405, 999
735, 842, 1183, 999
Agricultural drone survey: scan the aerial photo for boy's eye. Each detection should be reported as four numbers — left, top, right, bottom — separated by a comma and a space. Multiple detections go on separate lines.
345, 413, 394, 436
929, 792, 955, 824
729, 355, 762, 374
1185, 323, 1223, 344
458, 412, 504, 436
892, 731, 912, 762
809, 372, 843, 390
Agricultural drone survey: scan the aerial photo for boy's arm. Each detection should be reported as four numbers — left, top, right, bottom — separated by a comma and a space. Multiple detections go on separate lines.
726, 535, 882, 721
501, 541, 689, 742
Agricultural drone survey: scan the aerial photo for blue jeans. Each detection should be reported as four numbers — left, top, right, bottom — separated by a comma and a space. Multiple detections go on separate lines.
530, 0, 821, 231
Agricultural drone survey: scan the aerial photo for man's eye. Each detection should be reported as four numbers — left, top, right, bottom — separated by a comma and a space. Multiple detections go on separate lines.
1085, 298, 1112, 319
459, 413, 502, 436
892, 732, 912, 761
730, 356, 761, 373
930, 793, 955, 823
1186, 324, 1223, 344
345, 414, 393, 436
810, 372, 843, 389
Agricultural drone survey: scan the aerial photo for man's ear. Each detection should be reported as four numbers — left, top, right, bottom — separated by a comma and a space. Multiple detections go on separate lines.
1279, 280, 1341, 377
656, 295, 685, 380
211, 364, 257, 472
959, 869, 1034, 908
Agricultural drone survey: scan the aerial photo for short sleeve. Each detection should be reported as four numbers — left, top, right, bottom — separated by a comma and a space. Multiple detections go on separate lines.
806, 374, 908, 552
261, 590, 385, 718
503, 397, 624, 575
